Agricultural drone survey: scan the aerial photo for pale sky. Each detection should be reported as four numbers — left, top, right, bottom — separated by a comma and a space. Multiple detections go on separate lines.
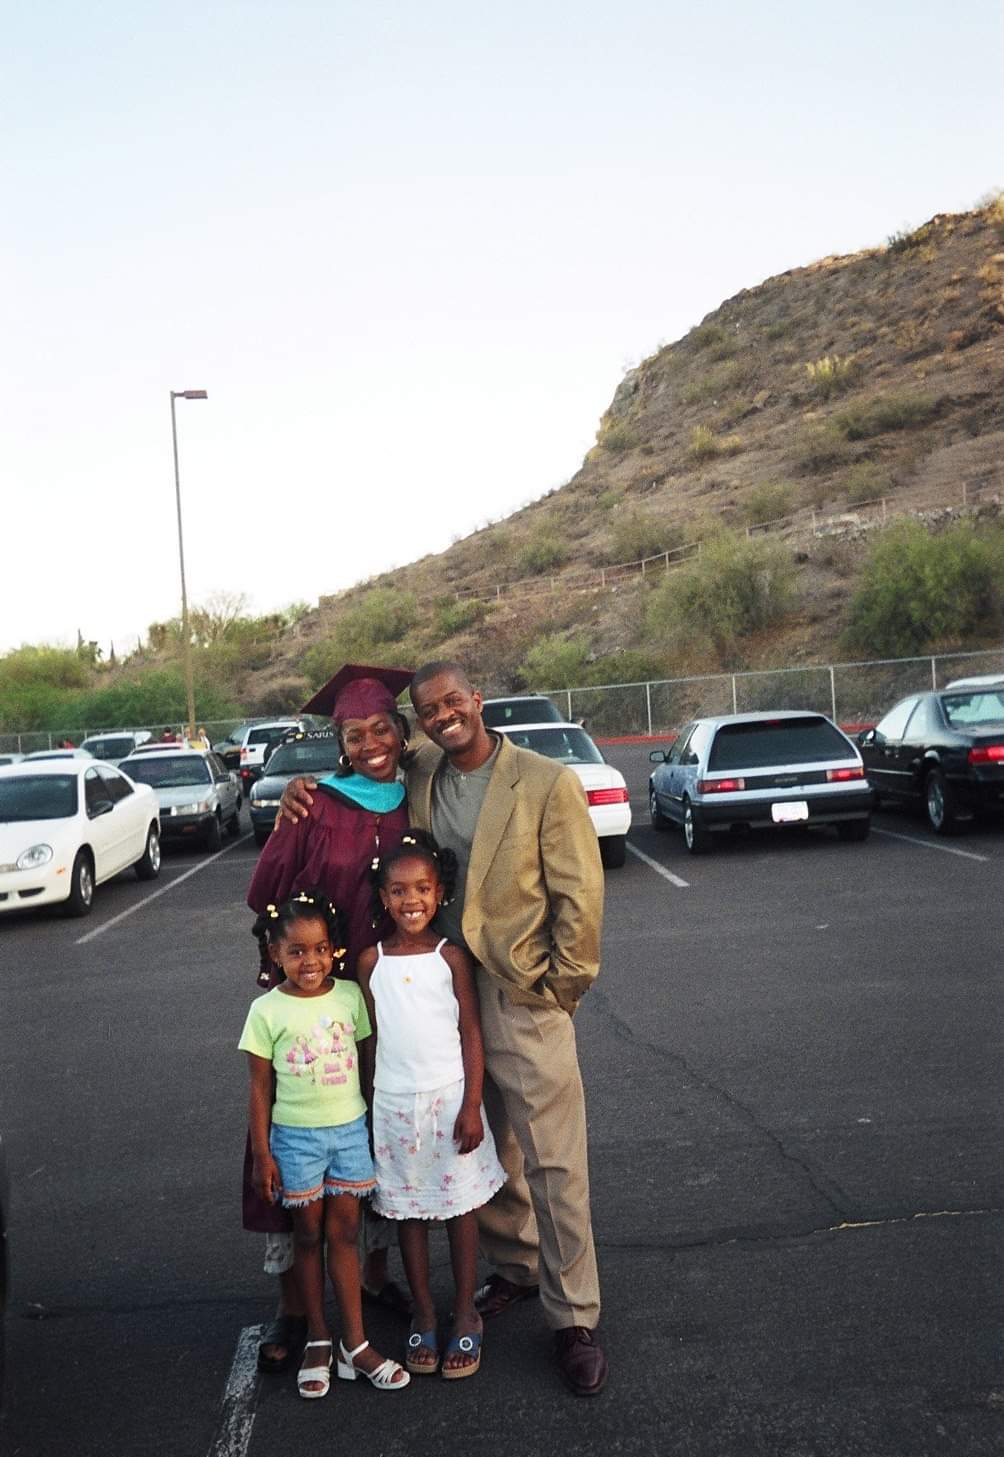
3, 0, 1001, 655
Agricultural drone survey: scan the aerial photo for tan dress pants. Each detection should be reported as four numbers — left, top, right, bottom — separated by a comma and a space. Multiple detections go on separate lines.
476, 976, 601, 1330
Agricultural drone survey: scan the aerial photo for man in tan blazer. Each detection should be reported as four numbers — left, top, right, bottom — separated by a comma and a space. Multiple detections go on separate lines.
407, 662, 608, 1396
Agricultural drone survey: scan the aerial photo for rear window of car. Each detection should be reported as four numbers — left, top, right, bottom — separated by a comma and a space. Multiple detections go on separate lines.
121, 756, 212, 788
941, 691, 1004, 728
247, 725, 296, 746
504, 727, 604, 764
709, 718, 856, 770
81, 736, 135, 759
266, 741, 344, 776
0, 774, 78, 820
482, 699, 564, 727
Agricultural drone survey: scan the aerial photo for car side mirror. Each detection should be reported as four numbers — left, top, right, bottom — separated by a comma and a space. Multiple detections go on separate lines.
857, 729, 876, 747
649, 749, 668, 763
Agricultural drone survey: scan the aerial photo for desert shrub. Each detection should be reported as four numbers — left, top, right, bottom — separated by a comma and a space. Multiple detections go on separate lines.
597, 490, 620, 511
789, 421, 849, 474
65, 670, 237, 731
765, 318, 795, 341
603, 510, 681, 564
688, 322, 738, 360
743, 483, 796, 527
805, 354, 860, 400
522, 634, 592, 689
845, 521, 1004, 655
302, 589, 418, 681
886, 222, 934, 254
646, 531, 796, 661
835, 394, 938, 439
434, 597, 491, 637
517, 532, 570, 575
688, 426, 743, 463
842, 461, 890, 506
681, 358, 752, 405
599, 423, 637, 453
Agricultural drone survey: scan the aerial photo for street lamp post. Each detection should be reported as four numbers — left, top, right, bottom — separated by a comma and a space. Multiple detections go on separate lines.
170, 388, 208, 740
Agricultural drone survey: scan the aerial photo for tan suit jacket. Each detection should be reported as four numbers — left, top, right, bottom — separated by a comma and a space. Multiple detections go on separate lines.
405, 734, 604, 1014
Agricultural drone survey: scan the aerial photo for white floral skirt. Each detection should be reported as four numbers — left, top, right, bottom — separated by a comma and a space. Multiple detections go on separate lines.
371, 1078, 506, 1221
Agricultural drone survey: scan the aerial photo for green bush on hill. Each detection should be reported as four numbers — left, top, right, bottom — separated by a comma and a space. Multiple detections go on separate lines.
646, 531, 796, 663
835, 394, 938, 440
603, 511, 681, 564
521, 635, 664, 692
844, 520, 1004, 656
743, 483, 796, 527
517, 532, 570, 576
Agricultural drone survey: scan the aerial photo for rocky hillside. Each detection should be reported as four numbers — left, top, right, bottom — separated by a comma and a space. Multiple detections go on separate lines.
246, 201, 1004, 708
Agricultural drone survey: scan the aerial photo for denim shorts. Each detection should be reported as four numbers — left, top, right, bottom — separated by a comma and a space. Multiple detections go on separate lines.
270, 1115, 376, 1208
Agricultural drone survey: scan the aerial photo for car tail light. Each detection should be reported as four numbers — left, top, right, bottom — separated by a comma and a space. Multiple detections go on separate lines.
697, 777, 746, 793
968, 745, 1004, 764
826, 766, 865, 781
586, 787, 629, 805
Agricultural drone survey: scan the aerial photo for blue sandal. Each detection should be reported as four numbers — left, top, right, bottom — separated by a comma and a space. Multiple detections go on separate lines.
405, 1327, 440, 1375
441, 1329, 482, 1380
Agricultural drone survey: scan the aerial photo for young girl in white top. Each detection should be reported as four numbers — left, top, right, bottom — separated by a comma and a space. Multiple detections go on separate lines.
357, 832, 506, 1381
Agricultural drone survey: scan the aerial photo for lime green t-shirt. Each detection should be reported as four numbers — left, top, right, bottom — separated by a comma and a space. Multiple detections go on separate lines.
238, 980, 372, 1128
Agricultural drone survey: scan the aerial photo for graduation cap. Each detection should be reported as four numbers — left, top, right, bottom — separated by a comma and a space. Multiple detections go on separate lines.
301, 663, 414, 724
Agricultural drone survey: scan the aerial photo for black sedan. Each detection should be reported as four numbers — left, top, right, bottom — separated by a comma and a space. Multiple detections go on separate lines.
248, 729, 343, 846
858, 684, 1004, 833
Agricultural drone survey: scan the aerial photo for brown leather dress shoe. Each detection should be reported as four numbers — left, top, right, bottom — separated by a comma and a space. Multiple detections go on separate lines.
474, 1274, 540, 1319
554, 1326, 608, 1396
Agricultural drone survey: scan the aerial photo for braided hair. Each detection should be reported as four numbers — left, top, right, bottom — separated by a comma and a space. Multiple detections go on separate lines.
369, 828, 458, 921
251, 888, 348, 988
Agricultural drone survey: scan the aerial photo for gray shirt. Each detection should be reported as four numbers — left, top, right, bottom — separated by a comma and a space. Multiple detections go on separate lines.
429, 737, 500, 953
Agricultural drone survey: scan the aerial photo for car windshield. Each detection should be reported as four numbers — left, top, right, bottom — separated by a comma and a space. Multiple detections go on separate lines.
0, 775, 78, 821
504, 727, 604, 764
482, 699, 564, 727
122, 756, 212, 788
265, 742, 343, 776
941, 691, 1004, 727
709, 718, 856, 769
81, 736, 135, 760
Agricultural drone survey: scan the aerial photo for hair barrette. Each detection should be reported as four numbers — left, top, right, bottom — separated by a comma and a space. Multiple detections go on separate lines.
266, 904, 279, 919
293, 891, 315, 904
371, 856, 381, 870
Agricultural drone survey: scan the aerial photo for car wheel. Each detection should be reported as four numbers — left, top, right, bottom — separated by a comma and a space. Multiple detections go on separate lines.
253, 827, 271, 848
599, 835, 626, 869
683, 800, 712, 855
925, 769, 961, 835
65, 850, 95, 917
204, 814, 223, 852
225, 808, 242, 839
649, 784, 671, 832
837, 817, 870, 843
135, 823, 162, 880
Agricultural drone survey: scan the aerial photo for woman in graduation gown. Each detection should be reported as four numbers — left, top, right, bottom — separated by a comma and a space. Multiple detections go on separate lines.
244, 663, 413, 1373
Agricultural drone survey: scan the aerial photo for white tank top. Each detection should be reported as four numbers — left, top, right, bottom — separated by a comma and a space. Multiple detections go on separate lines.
370, 939, 465, 1094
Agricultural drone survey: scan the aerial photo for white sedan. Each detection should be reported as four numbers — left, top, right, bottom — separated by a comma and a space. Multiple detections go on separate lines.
0, 759, 161, 917
498, 721, 632, 868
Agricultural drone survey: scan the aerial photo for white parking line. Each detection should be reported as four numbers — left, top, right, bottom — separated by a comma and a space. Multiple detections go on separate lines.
871, 827, 990, 863
626, 841, 690, 887
207, 1325, 260, 1457
75, 832, 254, 945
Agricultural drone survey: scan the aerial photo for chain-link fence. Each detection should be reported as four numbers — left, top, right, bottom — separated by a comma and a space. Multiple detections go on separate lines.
547, 646, 1004, 738
3, 647, 1003, 753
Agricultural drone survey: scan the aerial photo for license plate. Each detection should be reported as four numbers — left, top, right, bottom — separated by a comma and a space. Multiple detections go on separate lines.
772, 801, 809, 823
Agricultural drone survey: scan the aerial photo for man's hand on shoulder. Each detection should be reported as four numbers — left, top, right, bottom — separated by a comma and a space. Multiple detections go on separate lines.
279, 775, 318, 825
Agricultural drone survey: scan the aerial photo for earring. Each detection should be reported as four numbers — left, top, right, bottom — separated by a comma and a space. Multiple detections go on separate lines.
339, 753, 351, 770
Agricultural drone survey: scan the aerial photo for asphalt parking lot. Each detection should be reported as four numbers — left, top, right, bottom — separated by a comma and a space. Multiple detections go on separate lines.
0, 744, 1001, 1457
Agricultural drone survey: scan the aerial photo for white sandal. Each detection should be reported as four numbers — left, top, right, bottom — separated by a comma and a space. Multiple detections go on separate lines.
337, 1339, 410, 1389
297, 1339, 333, 1399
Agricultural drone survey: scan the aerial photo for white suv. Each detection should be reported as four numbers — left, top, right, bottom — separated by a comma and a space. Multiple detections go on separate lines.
239, 720, 304, 795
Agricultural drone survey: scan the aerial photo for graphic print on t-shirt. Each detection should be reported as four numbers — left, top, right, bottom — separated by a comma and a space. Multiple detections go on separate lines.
284, 1014, 356, 1087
